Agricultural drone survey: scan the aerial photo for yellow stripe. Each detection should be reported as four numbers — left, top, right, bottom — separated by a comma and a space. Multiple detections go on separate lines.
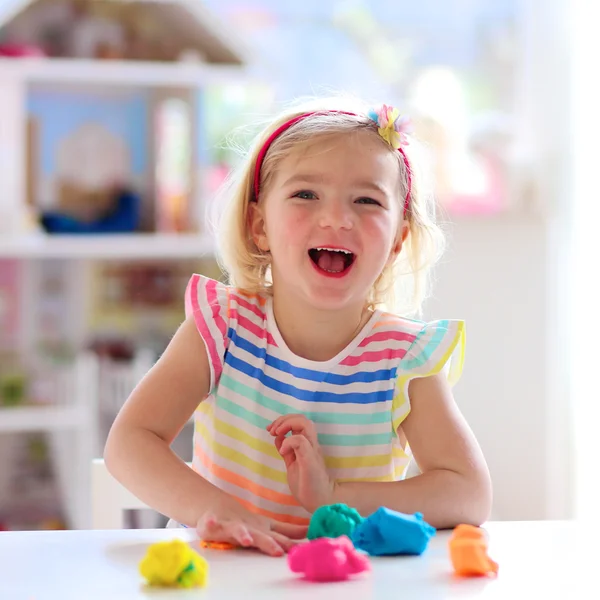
195, 419, 288, 484
197, 399, 405, 471
196, 414, 407, 483
214, 416, 281, 459
450, 323, 466, 386
390, 321, 466, 432
391, 374, 411, 430
431, 322, 466, 384
392, 408, 410, 431
196, 401, 212, 417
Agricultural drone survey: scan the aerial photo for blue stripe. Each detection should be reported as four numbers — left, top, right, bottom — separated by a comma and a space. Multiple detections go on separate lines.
225, 354, 392, 405
229, 328, 396, 385
219, 374, 392, 425
402, 320, 449, 370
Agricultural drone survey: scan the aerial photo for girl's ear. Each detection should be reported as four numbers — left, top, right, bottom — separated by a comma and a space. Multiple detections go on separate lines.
390, 220, 410, 260
249, 201, 270, 252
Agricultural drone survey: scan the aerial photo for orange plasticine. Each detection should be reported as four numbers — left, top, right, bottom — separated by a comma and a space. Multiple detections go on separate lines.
200, 540, 236, 551
448, 524, 499, 577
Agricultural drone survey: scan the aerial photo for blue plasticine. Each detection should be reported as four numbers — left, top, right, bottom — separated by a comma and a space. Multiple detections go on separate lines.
351, 508, 436, 556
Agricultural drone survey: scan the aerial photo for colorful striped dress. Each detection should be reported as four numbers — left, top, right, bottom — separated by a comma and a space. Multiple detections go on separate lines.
185, 275, 465, 526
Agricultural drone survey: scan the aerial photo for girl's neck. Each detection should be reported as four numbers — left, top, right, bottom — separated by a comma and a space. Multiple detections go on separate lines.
270, 287, 372, 362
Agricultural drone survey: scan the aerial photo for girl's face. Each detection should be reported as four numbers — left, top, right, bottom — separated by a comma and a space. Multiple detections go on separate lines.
251, 130, 408, 312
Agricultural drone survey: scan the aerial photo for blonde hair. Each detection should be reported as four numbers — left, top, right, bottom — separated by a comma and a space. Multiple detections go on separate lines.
211, 96, 445, 316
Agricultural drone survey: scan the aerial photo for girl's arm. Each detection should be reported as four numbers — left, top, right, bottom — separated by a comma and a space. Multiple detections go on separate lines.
332, 373, 492, 528
105, 315, 307, 555
104, 316, 224, 527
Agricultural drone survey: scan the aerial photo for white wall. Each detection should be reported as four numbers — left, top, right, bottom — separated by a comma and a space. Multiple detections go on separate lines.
423, 215, 565, 520
422, 0, 574, 522
570, 1, 600, 522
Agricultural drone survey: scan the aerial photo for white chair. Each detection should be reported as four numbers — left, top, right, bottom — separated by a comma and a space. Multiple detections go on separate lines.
91, 458, 149, 529
91, 458, 195, 529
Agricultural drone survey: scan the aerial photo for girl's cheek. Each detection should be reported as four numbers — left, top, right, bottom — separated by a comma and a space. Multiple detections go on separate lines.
280, 207, 311, 233
363, 214, 395, 237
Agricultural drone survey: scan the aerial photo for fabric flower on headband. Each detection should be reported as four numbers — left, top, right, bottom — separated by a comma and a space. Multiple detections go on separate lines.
368, 105, 412, 150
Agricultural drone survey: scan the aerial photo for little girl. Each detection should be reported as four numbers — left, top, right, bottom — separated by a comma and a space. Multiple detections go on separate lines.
105, 97, 492, 557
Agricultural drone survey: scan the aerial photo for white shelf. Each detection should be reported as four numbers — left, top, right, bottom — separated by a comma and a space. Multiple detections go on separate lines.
0, 406, 86, 433
0, 57, 248, 88
0, 233, 216, 260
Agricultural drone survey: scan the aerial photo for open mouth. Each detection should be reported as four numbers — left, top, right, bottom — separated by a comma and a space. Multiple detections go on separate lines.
308, 247, 356, 275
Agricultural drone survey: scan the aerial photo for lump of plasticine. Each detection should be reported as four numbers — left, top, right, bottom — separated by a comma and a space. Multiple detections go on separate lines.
139, 539, 209, 588
307, 503, 365, 540
448, 524, 499, 577
288, 536, 371, 582
351, 507, 436, 556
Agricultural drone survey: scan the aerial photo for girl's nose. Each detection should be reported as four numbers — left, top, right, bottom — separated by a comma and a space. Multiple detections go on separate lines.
317, 201, 354, 230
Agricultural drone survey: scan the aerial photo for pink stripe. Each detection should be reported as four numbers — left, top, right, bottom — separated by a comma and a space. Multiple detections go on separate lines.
359, 330, 417, 347
184, 275, 197, 318
233, 294, 266, 320
186, 276, 222, 384
233, 312, 278, 346
341, 348, 408, 366
206, 279, 228, 342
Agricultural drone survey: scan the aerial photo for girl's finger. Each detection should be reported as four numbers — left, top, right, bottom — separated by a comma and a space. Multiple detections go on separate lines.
275, 415, 307, 434
226, 522, 254, 547
270, 521, 309, 539
269, 414, 305, 430
279, 433, 312, 459
196, 513, 223, 538
203, 511, 218, 527
274, 416, 318, 445
276, 442, 295, 468
249, 529, 285, 557
270, 530, 301, 552
274, 434, 284, 451
266, 415, 287, 433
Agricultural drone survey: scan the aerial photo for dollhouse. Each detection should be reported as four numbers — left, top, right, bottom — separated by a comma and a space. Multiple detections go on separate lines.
0, 0, 248, 530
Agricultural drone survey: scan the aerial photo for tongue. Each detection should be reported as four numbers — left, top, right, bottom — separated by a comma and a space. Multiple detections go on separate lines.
317, 250, 346, 273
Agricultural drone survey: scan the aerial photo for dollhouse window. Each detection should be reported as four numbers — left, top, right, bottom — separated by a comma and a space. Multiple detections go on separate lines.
154, 97, 192, 233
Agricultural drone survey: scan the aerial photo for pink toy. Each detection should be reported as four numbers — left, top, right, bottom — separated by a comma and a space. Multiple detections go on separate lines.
0, 44, 45, 57
288, 536, 371, 583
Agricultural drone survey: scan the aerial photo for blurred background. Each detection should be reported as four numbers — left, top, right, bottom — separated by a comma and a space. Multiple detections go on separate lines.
0, 0, 594, 531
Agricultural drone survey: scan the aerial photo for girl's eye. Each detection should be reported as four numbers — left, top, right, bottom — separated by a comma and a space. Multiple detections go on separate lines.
293, 190, 317, 200
355, 197, 381, 206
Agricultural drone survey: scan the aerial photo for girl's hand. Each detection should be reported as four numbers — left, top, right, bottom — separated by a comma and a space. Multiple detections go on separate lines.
196, 499, 307, 557
267, 414, 336, 513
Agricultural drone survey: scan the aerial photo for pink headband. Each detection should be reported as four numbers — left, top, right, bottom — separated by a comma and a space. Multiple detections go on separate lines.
252, 107, 413, 216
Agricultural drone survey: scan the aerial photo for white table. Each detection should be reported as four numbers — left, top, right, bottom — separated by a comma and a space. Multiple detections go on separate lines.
0, 521, 595, 599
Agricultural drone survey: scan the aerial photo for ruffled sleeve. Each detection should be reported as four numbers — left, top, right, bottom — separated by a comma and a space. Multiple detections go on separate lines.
184, 274, 230, 391
392, 319, 466, 431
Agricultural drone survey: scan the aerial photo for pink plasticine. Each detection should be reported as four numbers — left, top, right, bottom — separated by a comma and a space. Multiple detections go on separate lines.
288, 536, 371, 583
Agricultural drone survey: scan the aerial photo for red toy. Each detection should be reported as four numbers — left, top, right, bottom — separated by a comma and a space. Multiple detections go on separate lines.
288, 536, 370, 582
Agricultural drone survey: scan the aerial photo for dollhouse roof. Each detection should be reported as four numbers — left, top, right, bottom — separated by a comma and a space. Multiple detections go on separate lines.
0, 0, 247, 64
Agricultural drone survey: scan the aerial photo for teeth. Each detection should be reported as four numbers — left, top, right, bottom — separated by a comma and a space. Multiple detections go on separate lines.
314, 247, 352, 254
